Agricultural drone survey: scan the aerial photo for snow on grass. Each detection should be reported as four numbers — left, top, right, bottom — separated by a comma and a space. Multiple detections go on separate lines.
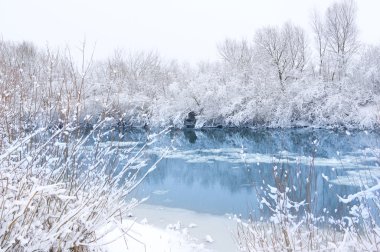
102, 219, 210, 252
236, 163, 380, 252
338, 182, 380, 203
0, 124, 168, 251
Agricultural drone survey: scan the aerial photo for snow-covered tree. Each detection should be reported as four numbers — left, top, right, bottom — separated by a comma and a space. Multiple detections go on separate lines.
311, 9, 328, 78
217, 38, 254, 85
325, 0, 359, 80
217, 39, 253, 69
254, 22, 307, 91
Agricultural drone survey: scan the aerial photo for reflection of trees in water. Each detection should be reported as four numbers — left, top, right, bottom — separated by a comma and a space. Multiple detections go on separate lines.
183, 130, 197, 143
251, 164, 360, 224
79, 127, 379, 159
124, 128, 378, 219
192, 128, 379, 158
143, 154, 358, 217
142, 157, 259, 193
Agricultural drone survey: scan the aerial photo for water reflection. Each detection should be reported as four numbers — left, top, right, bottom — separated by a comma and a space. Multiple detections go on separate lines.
130, 128, 379, 220
183, 129, 197, 144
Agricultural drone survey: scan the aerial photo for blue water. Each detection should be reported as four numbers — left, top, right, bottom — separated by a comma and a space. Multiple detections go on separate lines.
122, 128, 379, 220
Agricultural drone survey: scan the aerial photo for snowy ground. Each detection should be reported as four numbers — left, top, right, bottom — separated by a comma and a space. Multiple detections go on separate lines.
102, 204, 239, 252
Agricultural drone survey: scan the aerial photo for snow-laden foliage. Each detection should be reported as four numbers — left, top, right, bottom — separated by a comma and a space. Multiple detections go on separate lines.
1, 34, 379, 135
0, 120, 166, 251
236, 163, 380, 251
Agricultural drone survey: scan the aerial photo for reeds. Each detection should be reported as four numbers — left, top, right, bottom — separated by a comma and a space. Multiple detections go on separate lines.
236, 156, 380, 251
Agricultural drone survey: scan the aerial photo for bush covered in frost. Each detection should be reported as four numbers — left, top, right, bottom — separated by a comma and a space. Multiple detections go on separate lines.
236, 163, 380, 251
0, 121, 165, 251
1, 32, 379, 132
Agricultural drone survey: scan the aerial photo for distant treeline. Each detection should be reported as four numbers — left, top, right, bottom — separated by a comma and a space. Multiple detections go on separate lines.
1, 0, 379, 144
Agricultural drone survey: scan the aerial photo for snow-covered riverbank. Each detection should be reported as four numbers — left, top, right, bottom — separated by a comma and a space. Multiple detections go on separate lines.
103, 204, 238, 252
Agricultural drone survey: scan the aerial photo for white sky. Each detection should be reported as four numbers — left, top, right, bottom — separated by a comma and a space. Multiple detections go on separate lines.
1, 0, 379, 63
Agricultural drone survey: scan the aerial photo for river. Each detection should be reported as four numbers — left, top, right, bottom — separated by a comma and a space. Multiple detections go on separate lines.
122, 128, 380, 222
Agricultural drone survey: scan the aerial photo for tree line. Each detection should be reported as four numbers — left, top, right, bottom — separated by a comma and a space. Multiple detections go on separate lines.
1, 0, 379, 139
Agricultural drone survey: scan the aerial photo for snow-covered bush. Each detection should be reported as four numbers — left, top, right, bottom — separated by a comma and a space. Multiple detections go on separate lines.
0, 120, 166, 251
1, 33, 379, 132
236, 163, 380, 251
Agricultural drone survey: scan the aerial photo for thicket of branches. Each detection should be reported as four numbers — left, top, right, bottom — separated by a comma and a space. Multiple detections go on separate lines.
236, 163, 380, 251
1, 0, 379, 140
0, 41, 168, 251
0, 119, 169, 251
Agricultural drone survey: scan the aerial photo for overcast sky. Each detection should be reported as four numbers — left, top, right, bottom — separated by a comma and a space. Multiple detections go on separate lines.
1, 0, 379, 63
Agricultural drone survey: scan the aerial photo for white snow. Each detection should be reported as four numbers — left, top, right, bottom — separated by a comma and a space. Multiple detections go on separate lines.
102, 219, 210, 252
322, 173, 329, 181
338, 182, 380, 203
101, 204, 239, 252
189, 223, 198, 228
205, 235, 214, 243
